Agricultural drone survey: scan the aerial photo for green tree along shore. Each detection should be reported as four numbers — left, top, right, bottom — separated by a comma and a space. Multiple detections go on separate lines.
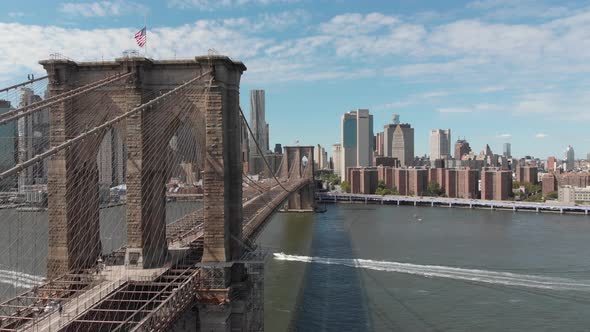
375, 180, 399, 196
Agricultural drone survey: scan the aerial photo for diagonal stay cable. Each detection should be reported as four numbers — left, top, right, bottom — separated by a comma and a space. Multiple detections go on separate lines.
0, 70, 213, 181
0, 75, 48, 93
239, 107, 292, 193
0, 72, 134, 126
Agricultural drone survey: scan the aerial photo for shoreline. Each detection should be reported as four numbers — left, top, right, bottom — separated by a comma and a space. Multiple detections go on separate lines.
317, 192, 590, 215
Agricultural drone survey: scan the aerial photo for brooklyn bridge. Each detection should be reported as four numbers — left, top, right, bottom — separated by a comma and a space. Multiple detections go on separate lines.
0, 55, 317, 331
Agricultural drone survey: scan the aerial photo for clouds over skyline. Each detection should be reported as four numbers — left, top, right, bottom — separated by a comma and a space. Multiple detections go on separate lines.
1, 0, 589, 156
167, 0, 300, 11
59, 1, 147, 17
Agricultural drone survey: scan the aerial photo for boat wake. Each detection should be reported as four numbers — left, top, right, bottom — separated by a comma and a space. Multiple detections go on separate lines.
273, 253, 590, 291
0, 269, 45, 289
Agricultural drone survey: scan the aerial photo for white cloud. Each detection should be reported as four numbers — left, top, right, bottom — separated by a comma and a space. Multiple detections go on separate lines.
375, 90, 450, 111
384, 58, 489, 77
467, 0, 573, 20
421, 91, 449, 98
479, 86, 505, 93
438, 107, 472, 113
319, 12, 398, 35
167, 0, 299, 10
59, 1, 147, 17
0, 20, 267, 79
535, 133, 548, 138
373, 100, 415, 111
497, 133, 512, 138
8, 12, 26, 18
513, 91, 590, 120
223, 9, 310, 32
437, 103, 506, 114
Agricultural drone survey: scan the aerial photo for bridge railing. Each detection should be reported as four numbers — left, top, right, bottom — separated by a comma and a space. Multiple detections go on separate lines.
132, 270, 201, 332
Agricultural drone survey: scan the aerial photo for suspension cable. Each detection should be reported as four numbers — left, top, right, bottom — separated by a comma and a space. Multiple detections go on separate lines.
0, 71, 213, 180
0, 72, 135, 126
239, 107, 292, 193
0, 75, 49, 93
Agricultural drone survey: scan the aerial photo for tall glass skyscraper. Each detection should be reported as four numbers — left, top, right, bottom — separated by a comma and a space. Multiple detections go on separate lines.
565, 145, 575, 171
340, 109, 373, 180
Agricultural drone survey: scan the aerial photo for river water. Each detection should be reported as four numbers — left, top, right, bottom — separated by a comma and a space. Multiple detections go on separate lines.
258, 204, 590, 332
3, 202, 590, 331
0, 202, 201, 300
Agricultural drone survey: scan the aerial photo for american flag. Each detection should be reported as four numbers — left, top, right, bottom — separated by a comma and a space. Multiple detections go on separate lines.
134, 27, 146, 47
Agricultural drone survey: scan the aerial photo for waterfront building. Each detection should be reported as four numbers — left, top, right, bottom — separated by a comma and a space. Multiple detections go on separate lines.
430, 129, 451, 160
457, 169, 479, 199
394, 168, 409, 195
558, 185, 590, 204
348, 167, 377, 194
377, 166, 394, 189
516, 166, 539, 184
542, 173, 557, 195
547, 156, 557, 172
360, 168, 378, 194
341, 109, 374, 180
408, 169, 428, 196
445, 169, 458, 198
428, 168, 446, 189
481, 169, 512, 200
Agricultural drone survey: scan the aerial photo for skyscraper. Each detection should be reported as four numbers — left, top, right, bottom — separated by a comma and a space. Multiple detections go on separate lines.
249, 89, 268, 151
429, 129, 451, 160
383, 114, 414, 167
17, 88, 49, 191
340, 109, 374, 180
393, 124, 414, 167
503, 143, 511, 158
314, 144, 328, 169
454, 139, 471, 160
332, 143, 342, 176
375, 131, 384, 156
565, 145, 575, 171
248, 90, 269, 175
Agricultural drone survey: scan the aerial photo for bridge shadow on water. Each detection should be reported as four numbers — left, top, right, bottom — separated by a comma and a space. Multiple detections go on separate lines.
289, 206, 371, 332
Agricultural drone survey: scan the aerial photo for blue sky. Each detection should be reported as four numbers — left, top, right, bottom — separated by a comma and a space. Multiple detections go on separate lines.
1, 0, 590, 159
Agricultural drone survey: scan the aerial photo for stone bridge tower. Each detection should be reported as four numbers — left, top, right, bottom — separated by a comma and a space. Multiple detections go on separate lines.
279, 145, 316, 211
41, 56, 246, 283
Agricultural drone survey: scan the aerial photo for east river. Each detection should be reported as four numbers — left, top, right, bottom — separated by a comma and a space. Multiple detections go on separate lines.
258, 204, 590, 331
2, 202, 590, 331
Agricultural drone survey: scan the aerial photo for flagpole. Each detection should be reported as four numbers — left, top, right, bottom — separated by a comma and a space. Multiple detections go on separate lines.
144, 14, 147, 58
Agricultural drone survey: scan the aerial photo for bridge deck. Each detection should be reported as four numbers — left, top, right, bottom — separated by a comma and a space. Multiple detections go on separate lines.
0, 178, 312, 332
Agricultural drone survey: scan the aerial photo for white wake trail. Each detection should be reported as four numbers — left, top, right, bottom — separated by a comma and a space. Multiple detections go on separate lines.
273, 253, 590, 291
0, 269, 45, 289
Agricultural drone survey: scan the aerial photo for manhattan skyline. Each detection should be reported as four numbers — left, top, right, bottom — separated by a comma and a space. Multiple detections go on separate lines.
1, 0, 589, 157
